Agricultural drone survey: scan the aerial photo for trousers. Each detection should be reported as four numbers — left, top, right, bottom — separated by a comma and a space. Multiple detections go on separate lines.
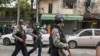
11, 41, 28, 56
50, 49, 59, 56
28, 40, 42, 56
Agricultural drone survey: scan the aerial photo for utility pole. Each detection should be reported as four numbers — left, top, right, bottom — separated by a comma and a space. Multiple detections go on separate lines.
36, 0, 39, 23
31, 0, 34, 27
17, 0, 20, 25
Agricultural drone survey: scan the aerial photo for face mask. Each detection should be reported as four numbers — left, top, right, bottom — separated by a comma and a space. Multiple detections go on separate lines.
37, 26, 40, 28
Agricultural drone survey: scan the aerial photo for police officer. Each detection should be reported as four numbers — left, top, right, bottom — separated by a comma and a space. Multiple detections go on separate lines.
11, 19, 28, 56
49, 14, 72, 56
28, 23, 42, 56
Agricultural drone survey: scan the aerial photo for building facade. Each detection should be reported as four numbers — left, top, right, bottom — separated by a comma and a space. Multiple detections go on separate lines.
79, 0, 100, 29
39, 0, 83, 34
39, 0, 100, 34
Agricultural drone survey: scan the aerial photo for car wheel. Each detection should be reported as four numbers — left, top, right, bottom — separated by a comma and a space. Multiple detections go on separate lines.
3, 38, 11, 45
68, 41, 77, 49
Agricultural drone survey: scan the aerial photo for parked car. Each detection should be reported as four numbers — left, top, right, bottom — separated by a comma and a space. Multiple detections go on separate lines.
1, 33, 50, 45
66, 28, 100, 48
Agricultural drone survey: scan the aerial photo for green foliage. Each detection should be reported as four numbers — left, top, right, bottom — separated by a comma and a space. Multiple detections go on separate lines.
20, 0, 30, 10
0, 7, 6, 11
15, 0, 31, 11
0, 0, 30, 10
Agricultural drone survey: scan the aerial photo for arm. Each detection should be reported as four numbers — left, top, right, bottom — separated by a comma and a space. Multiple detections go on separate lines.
12, 28, 21, 40
25, 28, 38, 42
52, 28, 68, 48
52, 28, 72, 56
26, 32, 38, 41
12, 27, 24, 42
25, 28, 38, 38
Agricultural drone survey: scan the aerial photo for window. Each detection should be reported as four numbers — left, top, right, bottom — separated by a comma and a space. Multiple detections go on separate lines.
85, 0, 91, 7
63, 0, 77, 9
80, 30, 92, 36
95, 30, 100, 36
48, 3, 52, 13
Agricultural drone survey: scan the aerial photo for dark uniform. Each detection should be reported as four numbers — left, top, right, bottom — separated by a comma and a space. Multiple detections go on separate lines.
11, 19, 28, 56
28, 23, 42, 56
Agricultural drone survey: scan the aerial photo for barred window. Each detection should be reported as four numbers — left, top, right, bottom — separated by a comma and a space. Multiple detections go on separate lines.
85, 0, 91, 7
63, 0, 77, 9
85, 0, 95, 13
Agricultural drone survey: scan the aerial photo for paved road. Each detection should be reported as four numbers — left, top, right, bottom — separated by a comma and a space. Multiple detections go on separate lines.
0, 39, 96, 56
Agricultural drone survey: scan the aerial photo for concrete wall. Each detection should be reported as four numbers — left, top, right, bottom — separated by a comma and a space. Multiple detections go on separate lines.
39, 0, 49, 13
92, 0, 100, 14
74, 0, 85, 15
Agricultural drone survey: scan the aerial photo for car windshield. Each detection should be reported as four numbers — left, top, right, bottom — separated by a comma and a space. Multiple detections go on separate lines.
71, 29, 83, 36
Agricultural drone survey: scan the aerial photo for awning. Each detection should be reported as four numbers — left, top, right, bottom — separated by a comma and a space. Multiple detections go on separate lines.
41, 14, 55, 20
41, 14, 83, 21
64, 15, 83, 20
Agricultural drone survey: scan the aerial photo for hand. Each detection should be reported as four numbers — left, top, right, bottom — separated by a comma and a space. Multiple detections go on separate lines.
35, 35, 39, 39
19, 38, 24, 42
35, 35, 38, 38
68, 54, 72, 56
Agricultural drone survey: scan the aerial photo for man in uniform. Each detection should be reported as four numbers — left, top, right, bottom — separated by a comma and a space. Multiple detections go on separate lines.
11, 19, 28, 56
28, 23, 42, 56
49, 14, 72, 56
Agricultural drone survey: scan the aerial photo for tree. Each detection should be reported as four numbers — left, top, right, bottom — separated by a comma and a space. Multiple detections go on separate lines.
0, 0, 15, 14
14, 0, 31, 19
0, 0, 15, 6
0, 0, 35, 24
20, 0, 30, 11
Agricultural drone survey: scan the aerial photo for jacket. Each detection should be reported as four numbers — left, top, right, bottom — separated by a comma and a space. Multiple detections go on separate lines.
50, 25, 69, 56
12, 26, 26, 42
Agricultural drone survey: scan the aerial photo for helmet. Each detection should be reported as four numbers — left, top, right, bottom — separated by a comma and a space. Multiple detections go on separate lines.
55, 14, 64, 24
19, 19, 25, 25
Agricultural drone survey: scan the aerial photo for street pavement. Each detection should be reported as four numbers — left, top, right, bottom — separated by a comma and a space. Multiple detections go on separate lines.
0, 39, 96, 56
